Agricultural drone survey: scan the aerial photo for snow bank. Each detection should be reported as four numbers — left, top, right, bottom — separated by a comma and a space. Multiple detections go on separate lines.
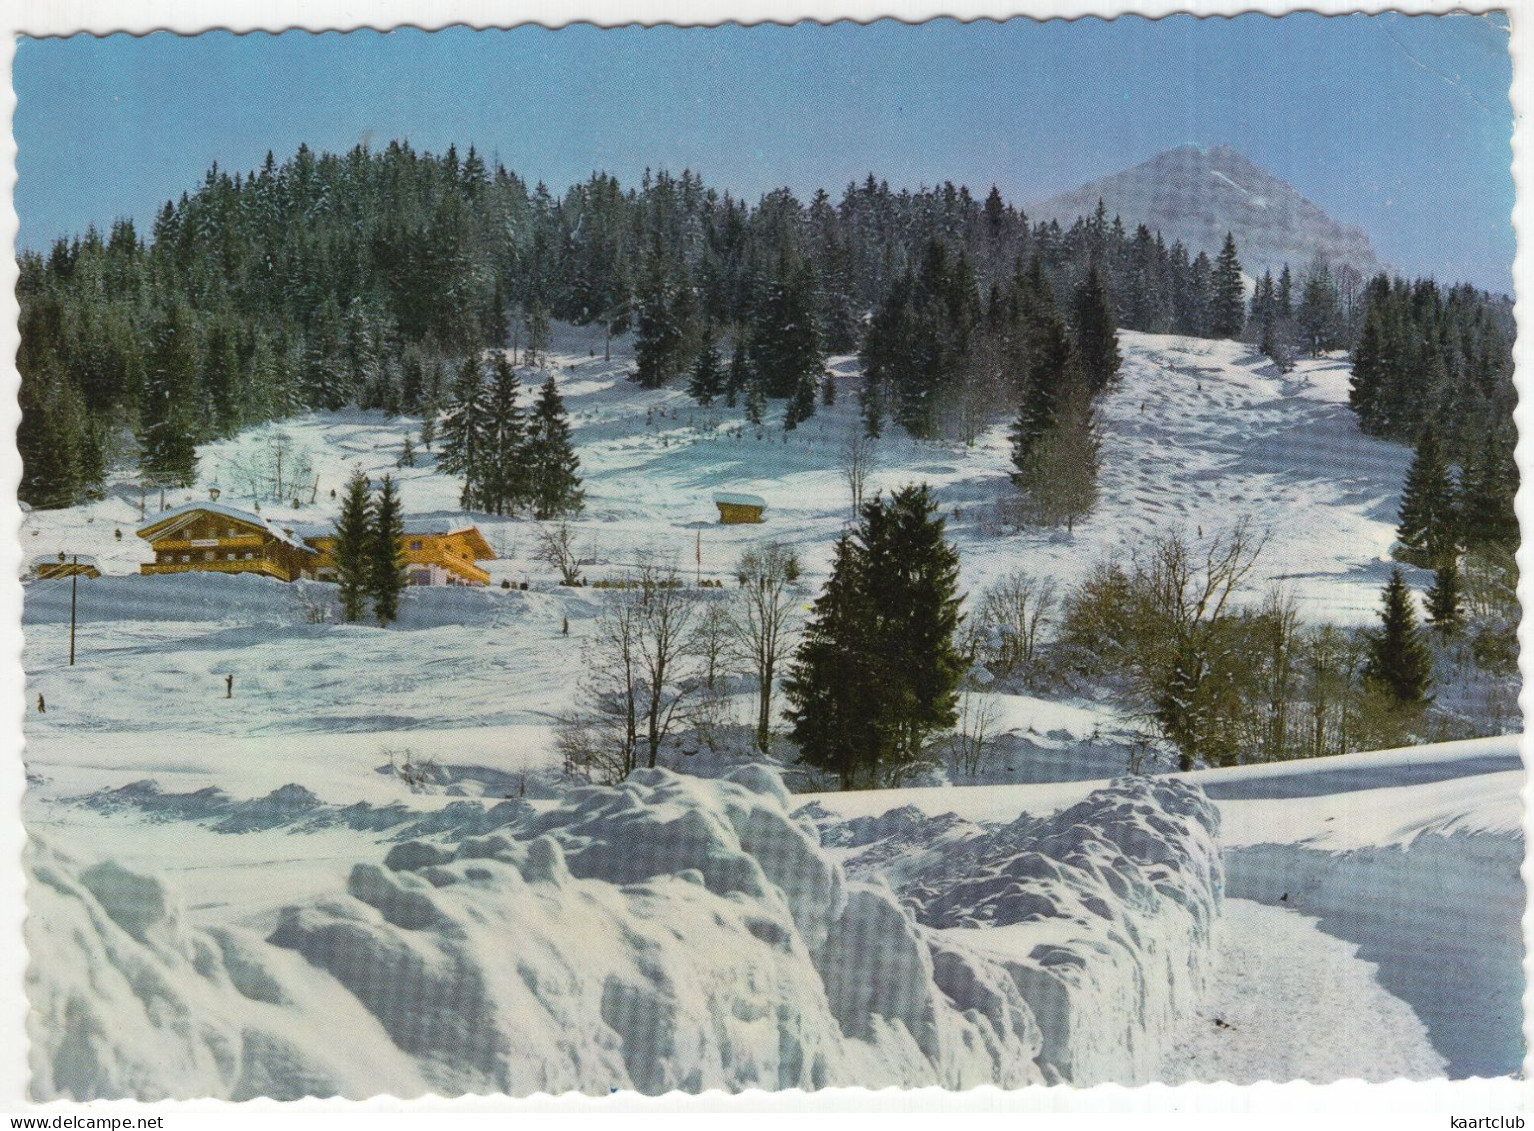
26, 841, 427, 1101
1225, 825, 1524, 1078
28, 767, 1225, 1098
839, 777, 1224, 1085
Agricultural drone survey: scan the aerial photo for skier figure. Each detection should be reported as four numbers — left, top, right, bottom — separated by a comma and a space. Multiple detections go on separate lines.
37, 693, 45, 714
225, 673, 234, 699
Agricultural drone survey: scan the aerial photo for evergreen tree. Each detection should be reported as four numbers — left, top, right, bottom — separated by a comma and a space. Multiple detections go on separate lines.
748, 252, 823, 400
745, 376, 768, 427
483, 355, 527, 515
633, 247, 688, 389
522, 301, 552, 369
687, 332, 726, 406
1459, 438, 1518, 551
334, 469, 374, 623
783, 370, 818, 430
1364, 567, 1432, 704
1348, 304, 1389, 430
369, 474, 407, 625
784, 485, 965, 787
1072, 263, 1121, 392
526, 374, 584, 519
724, 336, 749, 408
1014, 379, 1101, 532
1426, 555, 1463, 634
1210, 232, 1246, 339
1010, 300, 1076, 473
439, 357, 492, 510
139, 301, 201, 487
1395, 426, 1458, 565
1297, 257, 1344, 355
858, 377, 884, 439
782, 534, 881, 789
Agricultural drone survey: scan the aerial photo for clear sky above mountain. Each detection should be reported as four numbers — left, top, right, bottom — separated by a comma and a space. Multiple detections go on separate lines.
15, 12, 1513, 292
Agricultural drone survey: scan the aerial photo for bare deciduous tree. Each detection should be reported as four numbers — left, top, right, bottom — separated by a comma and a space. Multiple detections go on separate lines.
840, 430, 876, 515
632, 558, 702, 768
977, 571, 1057, 681
727, 542, 803, 753
534, 521, 592, 585
945, 688, 1001, 778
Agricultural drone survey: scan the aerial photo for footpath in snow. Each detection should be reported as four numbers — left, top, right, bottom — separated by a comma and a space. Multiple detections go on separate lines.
1162, 899, 1447, 1084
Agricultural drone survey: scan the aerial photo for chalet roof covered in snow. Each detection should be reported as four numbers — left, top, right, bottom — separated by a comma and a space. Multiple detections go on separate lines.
299, 516, 494, 559
136, 500, 314, 553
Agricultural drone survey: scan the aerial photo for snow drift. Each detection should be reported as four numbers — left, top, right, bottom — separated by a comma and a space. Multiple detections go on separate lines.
28, 768, 1222, 1099
834, 777, 1224, 1084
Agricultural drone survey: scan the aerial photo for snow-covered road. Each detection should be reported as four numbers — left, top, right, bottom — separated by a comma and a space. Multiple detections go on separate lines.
1162, 899, 1447, 1084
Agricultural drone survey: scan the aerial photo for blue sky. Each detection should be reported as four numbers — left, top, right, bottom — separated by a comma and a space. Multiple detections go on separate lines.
14, 13, 1515, 291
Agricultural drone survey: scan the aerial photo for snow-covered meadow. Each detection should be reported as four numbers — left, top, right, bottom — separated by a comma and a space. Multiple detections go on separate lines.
19, 325, 1525, 1096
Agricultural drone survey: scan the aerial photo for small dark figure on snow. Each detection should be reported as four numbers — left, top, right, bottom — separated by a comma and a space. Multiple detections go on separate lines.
114, 528, 122, 541
562, 616, 569, 636
225, 673, 234, 699
37, 693, 45, 714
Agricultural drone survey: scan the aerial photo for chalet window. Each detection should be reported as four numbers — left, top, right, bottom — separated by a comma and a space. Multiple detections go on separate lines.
226, 553, 236, 561
228, 528, 237, 538
411, 570, 431, 585
180, 555, 189, 563
204, 551, 214, 561
409, 540, 423, 551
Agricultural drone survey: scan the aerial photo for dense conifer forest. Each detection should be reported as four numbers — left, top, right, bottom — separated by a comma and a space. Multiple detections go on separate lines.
16, 138, 1517, 552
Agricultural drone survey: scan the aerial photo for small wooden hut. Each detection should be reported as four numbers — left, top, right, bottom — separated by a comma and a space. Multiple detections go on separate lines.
714, 492, 767, 525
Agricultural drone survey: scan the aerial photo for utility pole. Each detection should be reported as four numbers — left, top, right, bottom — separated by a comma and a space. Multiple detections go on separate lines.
68, 556, 78, 667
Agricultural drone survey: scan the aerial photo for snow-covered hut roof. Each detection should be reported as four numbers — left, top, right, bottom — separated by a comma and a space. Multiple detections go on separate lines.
136, 500, 314, 553
30, 553, 100, 572
714, 492, 767, 511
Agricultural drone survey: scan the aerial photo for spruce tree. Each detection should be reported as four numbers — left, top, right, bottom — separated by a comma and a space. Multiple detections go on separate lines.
526, 374, 584, 519
1364, 567, 1432, 704
139, 301, 201, 488
370, 474, 407, 625
745, 377, 768, 427
688, 333, 725, 406
748, 252, 823, 400
1426, 556, 1463, 634
1459, 439, 1518, 551
439, 357, 491, 510
334, 469, 373, 624
1072, 263, 1121, 392
782, 534, 880, 790
724, 336, 749, 408
784, 484, 965, 787
484, 355, 527, 515
1395, 426, 1458, 565
633, 249, 686, 389
1349, 305, 1389, 431
783, 371, 818, 430
1210, 232, 1245, 339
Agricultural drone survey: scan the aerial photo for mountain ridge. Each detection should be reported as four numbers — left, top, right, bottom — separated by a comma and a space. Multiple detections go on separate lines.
1029, 144, 1382, 281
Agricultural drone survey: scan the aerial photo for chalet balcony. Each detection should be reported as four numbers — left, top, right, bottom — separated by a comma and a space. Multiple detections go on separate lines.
149, 535, 267, 553
140, 559, 291, 581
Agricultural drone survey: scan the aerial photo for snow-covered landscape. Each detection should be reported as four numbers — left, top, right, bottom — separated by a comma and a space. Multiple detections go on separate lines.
20, 324, 1525, 1097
